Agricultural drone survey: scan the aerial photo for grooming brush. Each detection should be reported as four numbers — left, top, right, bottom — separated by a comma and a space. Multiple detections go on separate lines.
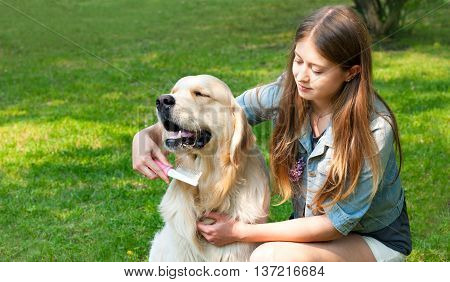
154, 159, 202, 187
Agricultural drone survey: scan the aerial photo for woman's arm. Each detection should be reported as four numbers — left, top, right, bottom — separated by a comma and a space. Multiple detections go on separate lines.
241, 215, 343, 243
197, 212, 342, 246
236, 74, 285, 126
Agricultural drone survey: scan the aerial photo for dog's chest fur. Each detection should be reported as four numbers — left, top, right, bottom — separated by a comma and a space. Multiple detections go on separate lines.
152, 150, 268, 261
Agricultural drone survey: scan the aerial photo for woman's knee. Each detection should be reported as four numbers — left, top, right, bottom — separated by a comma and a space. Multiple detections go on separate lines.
249, 242, 277, 262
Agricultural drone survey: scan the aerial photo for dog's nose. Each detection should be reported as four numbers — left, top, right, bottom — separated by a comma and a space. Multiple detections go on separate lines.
156, 95, 175, 112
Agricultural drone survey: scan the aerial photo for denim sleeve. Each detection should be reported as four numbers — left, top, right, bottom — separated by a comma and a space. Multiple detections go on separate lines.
235, 74, 284, 126
327, 115, 396, 235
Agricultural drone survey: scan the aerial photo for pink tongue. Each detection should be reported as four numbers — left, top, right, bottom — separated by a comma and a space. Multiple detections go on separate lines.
167, 131, 181, 139
181, 130, 194, 137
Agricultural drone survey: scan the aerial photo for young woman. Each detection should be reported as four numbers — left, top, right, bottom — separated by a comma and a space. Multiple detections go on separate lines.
132, 5, 412, 262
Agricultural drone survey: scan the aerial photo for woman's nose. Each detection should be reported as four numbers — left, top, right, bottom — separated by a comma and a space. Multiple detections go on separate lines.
295, 65, 309, 82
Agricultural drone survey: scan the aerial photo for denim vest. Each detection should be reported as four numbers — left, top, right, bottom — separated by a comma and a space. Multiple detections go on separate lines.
236, 75, 405, 234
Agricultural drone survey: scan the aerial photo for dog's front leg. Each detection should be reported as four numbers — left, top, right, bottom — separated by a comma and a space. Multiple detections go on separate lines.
156, 182, 204, 261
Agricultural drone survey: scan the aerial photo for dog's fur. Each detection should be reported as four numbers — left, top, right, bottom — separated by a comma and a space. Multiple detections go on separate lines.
149, 75, 270, 261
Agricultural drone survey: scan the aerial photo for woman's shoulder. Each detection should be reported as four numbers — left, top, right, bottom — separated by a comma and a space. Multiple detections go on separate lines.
367, 96, 398, 154
370, 96, 395, 133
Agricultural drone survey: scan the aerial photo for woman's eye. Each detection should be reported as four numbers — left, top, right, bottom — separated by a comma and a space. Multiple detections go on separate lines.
312, 69, 322, 74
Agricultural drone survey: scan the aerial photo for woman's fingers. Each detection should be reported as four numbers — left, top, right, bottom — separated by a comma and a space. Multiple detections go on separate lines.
200, 232, 211, 241
134, 152, 171, 184
144, 157, 170, 184
203, 211, 226, 222
197, 222, 211, 240
197, 222, 216, 238
153, 148, 172, 167
197, 222, 209, 233
133, 156, 157, 179
198, 222, 227, 246
132, 125, 172, 184
199, 231, 216, 244
139, 165, 157, 179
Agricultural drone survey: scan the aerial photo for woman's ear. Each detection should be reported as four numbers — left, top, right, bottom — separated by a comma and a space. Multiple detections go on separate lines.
345, 65, 361, 82
229, 105, 255, 167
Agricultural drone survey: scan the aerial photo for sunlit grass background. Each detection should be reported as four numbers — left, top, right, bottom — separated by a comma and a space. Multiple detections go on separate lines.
0, 0, 448, 261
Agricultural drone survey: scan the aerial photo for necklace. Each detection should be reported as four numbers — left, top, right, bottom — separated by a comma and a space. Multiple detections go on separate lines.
312, 110, 331, 126
311, 110, 332, 137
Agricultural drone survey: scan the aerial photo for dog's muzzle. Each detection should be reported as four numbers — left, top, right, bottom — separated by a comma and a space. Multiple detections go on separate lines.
156, 94, 175, 119
156, 95, 212, 150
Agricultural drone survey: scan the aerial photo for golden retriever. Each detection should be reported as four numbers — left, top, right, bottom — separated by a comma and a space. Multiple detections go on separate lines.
149, 75, 270, 261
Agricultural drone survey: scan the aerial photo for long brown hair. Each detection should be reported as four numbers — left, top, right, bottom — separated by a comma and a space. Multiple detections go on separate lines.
269, 6, 402, 213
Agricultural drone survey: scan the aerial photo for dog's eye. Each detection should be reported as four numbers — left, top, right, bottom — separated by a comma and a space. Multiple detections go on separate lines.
194, 91, 208, 97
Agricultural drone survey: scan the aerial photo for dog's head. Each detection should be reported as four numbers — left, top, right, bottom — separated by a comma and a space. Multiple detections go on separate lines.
156, 74, 254, 164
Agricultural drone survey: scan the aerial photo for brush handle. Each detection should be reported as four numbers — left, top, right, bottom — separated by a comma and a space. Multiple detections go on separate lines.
154, 159, 173, 176
154, 159, 199, 186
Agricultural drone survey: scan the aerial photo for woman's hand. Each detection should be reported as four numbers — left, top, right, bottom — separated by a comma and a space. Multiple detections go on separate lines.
132, 123, 172, 184
197, 212, 247, 246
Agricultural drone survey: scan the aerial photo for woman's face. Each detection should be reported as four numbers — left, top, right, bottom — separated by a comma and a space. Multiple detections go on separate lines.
292, 37, 349, 107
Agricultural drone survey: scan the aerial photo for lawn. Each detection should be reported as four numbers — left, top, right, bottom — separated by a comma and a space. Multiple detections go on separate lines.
0, 0, 448, 261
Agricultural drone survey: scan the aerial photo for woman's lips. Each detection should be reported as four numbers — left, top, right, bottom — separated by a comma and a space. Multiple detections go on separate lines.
298, 84, 312, 92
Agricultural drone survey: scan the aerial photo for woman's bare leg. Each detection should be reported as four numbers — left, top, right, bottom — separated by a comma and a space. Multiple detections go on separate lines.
249, 233, 376, 262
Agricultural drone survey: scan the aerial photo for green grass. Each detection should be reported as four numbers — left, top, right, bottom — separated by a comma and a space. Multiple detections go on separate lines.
0, 0, 448, 261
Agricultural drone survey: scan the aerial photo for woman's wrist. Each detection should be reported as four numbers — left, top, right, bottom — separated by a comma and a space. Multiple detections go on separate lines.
143, 123, 165, 150
235, 222, 254, 243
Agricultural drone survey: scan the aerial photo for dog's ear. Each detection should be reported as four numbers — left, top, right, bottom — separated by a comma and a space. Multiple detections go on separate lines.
208, 104, 255, 210
229, 104, 255, 167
